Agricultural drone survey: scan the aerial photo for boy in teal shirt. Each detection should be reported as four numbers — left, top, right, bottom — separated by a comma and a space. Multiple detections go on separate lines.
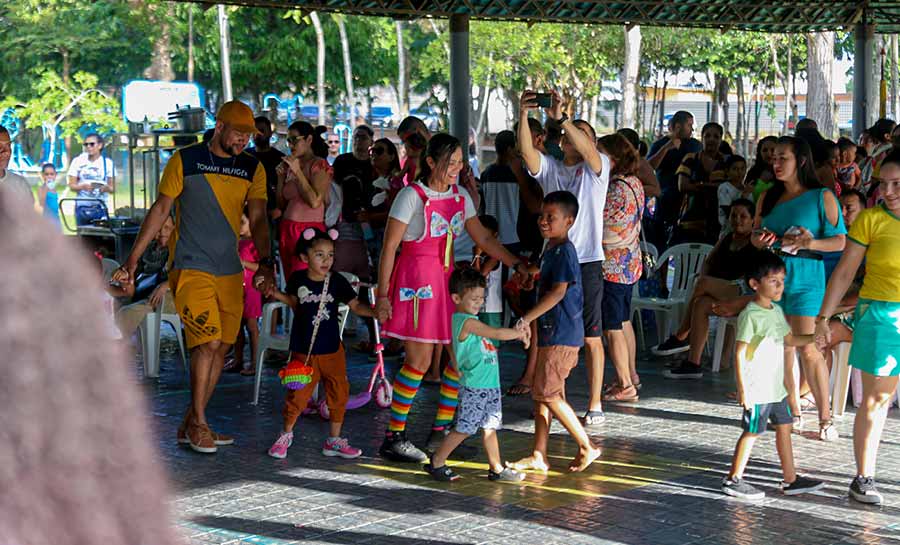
425, 268, 530, 482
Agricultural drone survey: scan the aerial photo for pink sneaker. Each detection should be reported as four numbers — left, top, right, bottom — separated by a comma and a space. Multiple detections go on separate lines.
322, 436, 362, 459
268, 432, 293, 459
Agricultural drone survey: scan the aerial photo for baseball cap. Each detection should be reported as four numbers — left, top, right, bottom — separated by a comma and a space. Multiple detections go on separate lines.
216, 101, 259, 134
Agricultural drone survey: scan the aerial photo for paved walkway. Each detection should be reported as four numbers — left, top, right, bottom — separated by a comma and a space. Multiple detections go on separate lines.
143, 326, 900, 545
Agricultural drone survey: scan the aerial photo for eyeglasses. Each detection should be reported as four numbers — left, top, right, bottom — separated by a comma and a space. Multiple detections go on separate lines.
328, 140, 341, 145
83, 142, 99, 147
370, 147, 387, 157
287, 135, 301, 145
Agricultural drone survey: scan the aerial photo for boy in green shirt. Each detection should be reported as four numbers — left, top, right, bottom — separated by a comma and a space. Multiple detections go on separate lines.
722, 251, 824, 500
424, 268, 530, 482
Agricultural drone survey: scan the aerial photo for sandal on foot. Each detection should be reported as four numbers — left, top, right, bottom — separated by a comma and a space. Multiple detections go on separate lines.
423, 463, 460, 481
506, 456, 549, 473
819, 419, 839, 442
506, 383, 532, 396
800, 395, 816, 411
581, 410, 606, 426
602, 385, 639, 402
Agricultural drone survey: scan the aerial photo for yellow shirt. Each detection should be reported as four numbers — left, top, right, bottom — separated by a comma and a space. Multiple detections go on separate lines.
848, 204, 900, 303
159, 142, 267, 276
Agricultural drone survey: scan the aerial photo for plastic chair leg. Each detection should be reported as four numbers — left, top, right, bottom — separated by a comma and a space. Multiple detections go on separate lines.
634, 311, 645, 351
712, 319, 728, 373
141, 312, 162, 378
252, 344, 267, 405
831, 342, 852, 419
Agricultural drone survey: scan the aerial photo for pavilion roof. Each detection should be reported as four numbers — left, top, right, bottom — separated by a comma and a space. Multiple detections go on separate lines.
179, 1, 900, 32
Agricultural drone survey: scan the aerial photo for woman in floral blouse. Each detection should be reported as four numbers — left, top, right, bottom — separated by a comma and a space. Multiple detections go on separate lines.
597, 133, 645, 402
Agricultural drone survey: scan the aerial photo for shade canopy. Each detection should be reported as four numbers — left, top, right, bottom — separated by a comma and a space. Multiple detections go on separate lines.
177, 1, 900, 32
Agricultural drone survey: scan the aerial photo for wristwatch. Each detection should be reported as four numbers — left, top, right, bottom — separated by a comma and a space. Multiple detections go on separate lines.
555, 113, 569, 124
259, 257, 276, 269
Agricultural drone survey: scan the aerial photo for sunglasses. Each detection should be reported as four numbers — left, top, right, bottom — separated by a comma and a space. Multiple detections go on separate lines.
287, 135, 301, 145
370, 147, 387, 157
83, 142, 99, 147
328, 140, 341, 144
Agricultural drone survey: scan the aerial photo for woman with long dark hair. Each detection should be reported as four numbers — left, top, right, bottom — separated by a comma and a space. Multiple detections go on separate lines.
276, 121, 332, 275
752, 136, 846, 441
374, 133, 529, 462
746, 135, 778, 202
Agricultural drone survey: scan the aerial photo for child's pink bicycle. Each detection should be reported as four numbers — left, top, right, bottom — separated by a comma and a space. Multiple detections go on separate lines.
316, 282, 393, 419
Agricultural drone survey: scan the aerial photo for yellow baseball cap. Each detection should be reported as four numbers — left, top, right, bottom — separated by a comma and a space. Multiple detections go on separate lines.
216, 100, 259, 134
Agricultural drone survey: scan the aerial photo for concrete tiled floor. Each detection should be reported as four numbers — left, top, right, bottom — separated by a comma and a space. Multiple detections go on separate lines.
142, 326, 900, 545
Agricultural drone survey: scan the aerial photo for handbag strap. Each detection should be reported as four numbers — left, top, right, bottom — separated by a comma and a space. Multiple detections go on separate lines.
303, 273, 331, 363
615, 176, 650, 251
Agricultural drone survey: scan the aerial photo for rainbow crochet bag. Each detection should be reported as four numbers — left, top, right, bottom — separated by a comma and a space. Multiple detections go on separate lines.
279, 273, 331, 390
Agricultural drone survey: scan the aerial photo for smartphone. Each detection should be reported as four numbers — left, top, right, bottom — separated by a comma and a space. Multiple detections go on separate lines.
533, 93, 552, 108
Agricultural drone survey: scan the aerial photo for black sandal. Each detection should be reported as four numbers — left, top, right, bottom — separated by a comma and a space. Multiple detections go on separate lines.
423, 463, 460, 482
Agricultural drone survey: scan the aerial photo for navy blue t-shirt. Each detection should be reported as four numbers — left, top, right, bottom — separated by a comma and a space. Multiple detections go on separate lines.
537, 240, 584, 347
286, 271, 357, 355
648, 136, 702, 195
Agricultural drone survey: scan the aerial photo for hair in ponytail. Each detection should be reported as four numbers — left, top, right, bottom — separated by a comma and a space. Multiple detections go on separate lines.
417, 133, 462, 188
287, 121, 329, 159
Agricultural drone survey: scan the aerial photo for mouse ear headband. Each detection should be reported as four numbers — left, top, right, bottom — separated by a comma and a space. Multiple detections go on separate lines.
302, 228, 339, 241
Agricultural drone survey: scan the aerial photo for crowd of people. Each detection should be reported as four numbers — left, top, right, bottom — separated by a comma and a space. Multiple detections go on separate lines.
8, 91, 885, 506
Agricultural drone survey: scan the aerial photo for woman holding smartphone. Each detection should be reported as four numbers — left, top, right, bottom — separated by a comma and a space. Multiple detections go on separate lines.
751, 136, 846, 441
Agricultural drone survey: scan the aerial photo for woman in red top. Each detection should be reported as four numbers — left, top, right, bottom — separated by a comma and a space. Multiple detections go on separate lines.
277, 121, 332, 275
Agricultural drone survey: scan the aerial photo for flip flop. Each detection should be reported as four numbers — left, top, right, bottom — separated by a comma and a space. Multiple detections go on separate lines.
581, 410, 606, 426
506, 383, 531, 396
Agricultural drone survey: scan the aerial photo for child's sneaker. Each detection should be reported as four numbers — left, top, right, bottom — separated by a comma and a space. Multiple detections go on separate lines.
322, 436, 362, 459
379, 431, 427, 463
268, 431, 293, 459
722, 477, 765, 500
781, 475, 824, 495
488, 467, 526, 482
424, 463, 460, 481
849, 476, 884, 505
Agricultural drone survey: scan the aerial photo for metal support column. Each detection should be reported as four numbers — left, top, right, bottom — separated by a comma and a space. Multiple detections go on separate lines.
217, 4, 234, 102
449, 14, 470, 146
853, 21, 874, 138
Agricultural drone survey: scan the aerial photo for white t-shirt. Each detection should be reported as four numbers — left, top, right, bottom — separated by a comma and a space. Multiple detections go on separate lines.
483, 266, 503, 313
736, 301, 791, 405
0, 169, 34, 203
388, 182, 478, 242
717, 182, 743, 234
68, 154, 115, 201
530, 152, 610, 263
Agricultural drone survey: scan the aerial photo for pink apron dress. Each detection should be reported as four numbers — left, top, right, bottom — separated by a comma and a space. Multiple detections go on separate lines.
383, 183, 466, 344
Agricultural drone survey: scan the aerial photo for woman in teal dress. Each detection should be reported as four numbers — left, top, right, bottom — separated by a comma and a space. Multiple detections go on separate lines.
816, 149, 900, 505
752, 136, 846, 442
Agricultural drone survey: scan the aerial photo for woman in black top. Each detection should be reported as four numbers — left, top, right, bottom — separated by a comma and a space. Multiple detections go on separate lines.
655, 199, 760, 370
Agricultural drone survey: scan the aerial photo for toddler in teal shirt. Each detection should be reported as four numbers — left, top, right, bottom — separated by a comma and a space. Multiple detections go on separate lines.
424, 268, 530, 483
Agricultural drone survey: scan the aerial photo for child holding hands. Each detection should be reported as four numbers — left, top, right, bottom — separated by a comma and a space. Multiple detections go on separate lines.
722, 251, 825, 499
425, 268, 530, 482
267, 228, 375, 459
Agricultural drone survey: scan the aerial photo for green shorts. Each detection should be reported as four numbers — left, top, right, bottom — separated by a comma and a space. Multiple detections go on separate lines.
849, 299, 900, 377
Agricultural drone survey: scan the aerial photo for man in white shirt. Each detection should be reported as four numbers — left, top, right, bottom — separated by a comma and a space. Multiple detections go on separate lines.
67, 133, 115, 226
0, 127, 34, 205
518, 89, 611, 425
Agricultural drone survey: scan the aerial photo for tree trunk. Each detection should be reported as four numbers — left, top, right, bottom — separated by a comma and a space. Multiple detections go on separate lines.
621, 25, 641, 129
335, 15, 355, 127
145, 2, 175, 81
788, 40, 798, 126
771, 36, 789, 135
736, 76, 744, 156
187, 6, 195, 82
807, 32, 835, 138
714, 74, 730, 135
309, 11, 326, 126
395, 20, 409, 117
649, 78, 659, 138
892, 35, 899, 119
658, 78, 668, 137
61, 48, 71, 85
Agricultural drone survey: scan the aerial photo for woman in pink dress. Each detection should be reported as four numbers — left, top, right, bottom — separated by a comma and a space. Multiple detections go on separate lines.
374, 133, 530, 462
277, 121, 332, 275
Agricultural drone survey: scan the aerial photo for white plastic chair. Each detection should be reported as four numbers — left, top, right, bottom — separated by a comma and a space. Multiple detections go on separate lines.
631, 243, 713, 350
138, 298, 188, 379
711, 316, 739, 372
251, 272, 358, 405
830, 342, 853, 418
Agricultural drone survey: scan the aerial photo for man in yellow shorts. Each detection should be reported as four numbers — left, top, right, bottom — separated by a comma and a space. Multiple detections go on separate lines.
115, 101, 274, 453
